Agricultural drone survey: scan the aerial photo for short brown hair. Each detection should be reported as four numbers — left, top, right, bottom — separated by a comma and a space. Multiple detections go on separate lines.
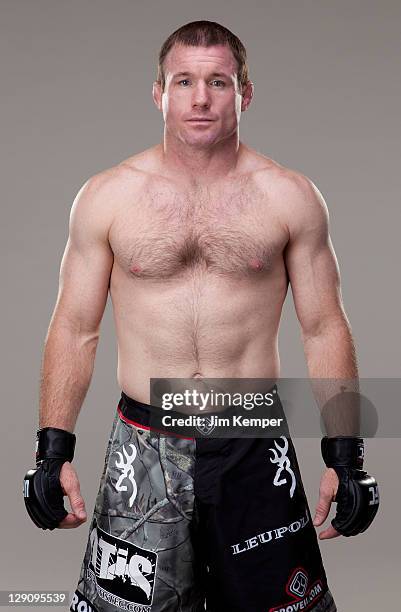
157, 20, 250, 91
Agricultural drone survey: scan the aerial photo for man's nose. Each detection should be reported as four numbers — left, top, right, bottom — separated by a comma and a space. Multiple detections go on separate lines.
192, 83, 210, 108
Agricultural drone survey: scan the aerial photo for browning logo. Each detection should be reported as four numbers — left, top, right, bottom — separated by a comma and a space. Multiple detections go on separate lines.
268, 437, 296, 499
114, 443, 138, 508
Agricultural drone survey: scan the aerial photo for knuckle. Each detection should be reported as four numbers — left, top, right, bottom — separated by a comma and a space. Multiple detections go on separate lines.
72, 497, 85, 509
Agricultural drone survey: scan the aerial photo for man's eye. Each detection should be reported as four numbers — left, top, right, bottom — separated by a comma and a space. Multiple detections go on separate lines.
178, 79, 190, 86
211, 80, 225, 87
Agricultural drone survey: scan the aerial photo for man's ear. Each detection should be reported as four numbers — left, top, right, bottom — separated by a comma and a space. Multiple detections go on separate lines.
241, 81, 254, 112
152, 81, 163, 111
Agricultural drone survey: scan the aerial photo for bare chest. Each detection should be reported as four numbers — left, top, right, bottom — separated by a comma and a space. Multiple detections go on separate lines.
109, 184, 289, 280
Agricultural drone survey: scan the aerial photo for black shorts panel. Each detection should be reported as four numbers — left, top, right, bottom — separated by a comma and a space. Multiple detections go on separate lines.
194, 436, 331, 611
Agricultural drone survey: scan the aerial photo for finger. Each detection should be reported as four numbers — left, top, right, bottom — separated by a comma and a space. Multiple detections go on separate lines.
68, 490, 87, 521
60, 467, 87, 521
313, 493, 332, 526
58, 512, 87, 529
318, 525, 341, 540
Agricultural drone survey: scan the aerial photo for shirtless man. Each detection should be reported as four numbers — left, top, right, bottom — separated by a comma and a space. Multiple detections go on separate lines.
23, 20, 379, 612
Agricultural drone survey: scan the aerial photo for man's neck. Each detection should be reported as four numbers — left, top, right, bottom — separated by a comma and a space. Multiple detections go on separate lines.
159, 131, 244, 184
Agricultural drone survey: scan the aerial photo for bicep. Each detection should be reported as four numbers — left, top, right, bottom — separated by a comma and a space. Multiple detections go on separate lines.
51, 178, 114, 334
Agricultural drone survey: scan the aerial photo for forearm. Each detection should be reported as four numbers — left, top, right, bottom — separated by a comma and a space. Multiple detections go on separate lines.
302, 319, 360, 435
303, 318, 358, 380
39, 320, 99, 431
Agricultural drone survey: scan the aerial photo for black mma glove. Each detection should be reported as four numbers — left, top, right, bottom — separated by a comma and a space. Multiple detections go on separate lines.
23, 427, 76, 530
321, 436, 380, 537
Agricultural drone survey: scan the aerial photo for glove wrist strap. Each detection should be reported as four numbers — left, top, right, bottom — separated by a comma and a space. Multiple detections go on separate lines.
321, 436, 364, 469
36, 427, 76, 465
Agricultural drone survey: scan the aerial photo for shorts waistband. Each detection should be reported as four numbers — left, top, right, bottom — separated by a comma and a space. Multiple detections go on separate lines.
117, 384, 280, 438
118, 392, 161, 429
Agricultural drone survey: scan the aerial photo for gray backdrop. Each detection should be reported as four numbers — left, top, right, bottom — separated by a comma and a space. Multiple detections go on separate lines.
1, 1, 400, 610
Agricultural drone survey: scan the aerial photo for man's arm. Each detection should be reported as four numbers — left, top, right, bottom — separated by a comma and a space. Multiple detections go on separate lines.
39, 172, 115, 432
284, 173, 361, 539
284, 174, 358, 383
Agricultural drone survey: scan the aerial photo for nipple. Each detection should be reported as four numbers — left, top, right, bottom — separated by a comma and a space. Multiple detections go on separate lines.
130, 264, 142, 275
249, 258, 264, 271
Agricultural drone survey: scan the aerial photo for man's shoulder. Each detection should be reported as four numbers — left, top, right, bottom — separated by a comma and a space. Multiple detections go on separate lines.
69, 149, 160, 238
245, 151, 329, 235
246, 151, 318, 200
84, 147, 159, 196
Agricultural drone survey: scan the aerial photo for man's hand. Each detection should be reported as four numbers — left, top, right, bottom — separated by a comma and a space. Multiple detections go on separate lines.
58, 462, 87, 529
313, 467, 341, 540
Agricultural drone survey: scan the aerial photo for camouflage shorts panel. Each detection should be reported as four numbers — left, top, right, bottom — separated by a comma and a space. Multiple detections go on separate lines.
71, 414, 204, 612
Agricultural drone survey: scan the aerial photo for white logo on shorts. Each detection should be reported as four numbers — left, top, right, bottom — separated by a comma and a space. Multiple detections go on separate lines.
268, 436, 296, 499
195, 416, 216, 436
114, 443, 138, 507
289, 569, 308, 598
88, 520, 158, 606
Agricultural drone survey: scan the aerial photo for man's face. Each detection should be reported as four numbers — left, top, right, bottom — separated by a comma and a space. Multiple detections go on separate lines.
153, 44, 252, 148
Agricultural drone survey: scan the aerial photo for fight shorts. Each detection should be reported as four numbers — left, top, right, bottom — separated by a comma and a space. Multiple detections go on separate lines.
70, 387, 337, 612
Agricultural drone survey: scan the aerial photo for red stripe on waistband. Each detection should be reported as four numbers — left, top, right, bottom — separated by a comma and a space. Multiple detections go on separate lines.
117, 405, 194, 440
